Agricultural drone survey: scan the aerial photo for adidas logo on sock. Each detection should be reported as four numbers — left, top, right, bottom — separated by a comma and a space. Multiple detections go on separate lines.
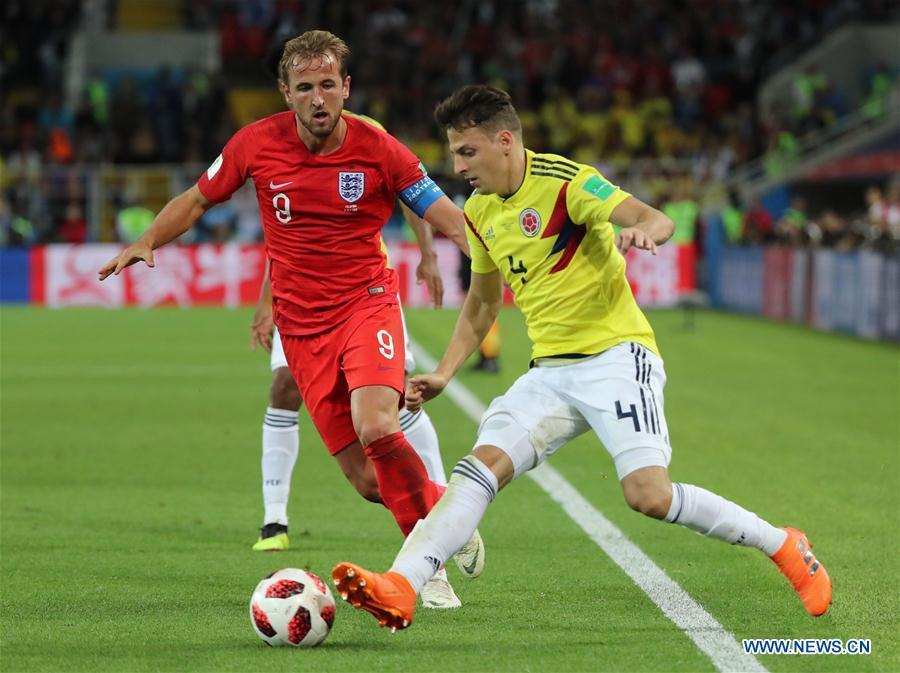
424, 555, 442, 572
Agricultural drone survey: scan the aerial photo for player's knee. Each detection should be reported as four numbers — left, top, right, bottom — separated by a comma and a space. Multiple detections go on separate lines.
269, 368, 302, 410
355, 415, 400, 448
625, 489, 671, 519
621, 469, 672, 519
471, 445, 516, 490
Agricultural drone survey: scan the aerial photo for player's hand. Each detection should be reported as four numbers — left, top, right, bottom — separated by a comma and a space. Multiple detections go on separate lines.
250, 305, 274, 353
98, 240, 155, 280
405, 372, 449, 410
616, 228, 657, 256
404, 383, 423, 413
416, 253, 444, 308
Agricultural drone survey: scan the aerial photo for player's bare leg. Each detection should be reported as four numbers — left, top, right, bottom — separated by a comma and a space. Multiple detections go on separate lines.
253, 366, 301, 551
621, 465, 832, 616
333, 442, 382, 502
334, 444, 508, 629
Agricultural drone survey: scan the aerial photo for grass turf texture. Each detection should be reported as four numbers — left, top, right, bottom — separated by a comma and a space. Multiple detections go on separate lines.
1, 306, 897, 672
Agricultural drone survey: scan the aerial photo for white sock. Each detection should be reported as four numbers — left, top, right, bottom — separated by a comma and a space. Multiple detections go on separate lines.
665, 483, 787, 556
261, 406, 299, 526
400, 407, 446, 485
390, 455, 497, 593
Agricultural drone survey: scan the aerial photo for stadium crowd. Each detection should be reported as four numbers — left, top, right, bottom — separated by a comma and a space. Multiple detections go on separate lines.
720, 181, 900, 252
1, 0, 897, 249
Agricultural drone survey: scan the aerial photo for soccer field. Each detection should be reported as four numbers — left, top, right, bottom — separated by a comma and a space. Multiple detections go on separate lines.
1, 306, 897, 672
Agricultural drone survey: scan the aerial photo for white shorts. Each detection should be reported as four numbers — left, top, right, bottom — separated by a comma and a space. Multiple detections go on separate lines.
270, 298, 416, 373
270, 327, 288, 370
475, 342, 671, 480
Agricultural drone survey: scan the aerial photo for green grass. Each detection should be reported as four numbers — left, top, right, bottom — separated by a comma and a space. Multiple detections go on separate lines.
1, 307, 897, 672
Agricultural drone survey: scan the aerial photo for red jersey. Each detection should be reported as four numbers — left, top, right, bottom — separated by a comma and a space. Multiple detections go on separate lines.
197, 111, 443, 335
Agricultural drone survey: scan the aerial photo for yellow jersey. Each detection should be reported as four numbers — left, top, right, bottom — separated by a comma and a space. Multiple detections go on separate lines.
464, 149, 659, 360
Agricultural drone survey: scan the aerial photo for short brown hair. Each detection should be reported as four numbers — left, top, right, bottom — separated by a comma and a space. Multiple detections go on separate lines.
434, 85, 522, 134
278, 30, 351, 83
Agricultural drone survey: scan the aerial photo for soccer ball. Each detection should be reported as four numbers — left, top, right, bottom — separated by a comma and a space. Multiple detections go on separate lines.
249, 568, 336, 647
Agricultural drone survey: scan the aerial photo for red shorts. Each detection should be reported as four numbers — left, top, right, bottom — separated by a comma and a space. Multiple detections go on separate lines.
280, 302, 406, 455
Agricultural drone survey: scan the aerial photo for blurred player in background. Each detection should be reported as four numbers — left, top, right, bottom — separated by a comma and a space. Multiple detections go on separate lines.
334, 85, 832, 631
99, 31, 484, 607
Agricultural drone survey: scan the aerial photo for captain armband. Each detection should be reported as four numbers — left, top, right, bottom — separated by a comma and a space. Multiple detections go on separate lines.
399, 176, 445, 218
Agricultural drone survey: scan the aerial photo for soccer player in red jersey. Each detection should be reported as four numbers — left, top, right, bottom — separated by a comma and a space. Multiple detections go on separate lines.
98, 32, 484, 583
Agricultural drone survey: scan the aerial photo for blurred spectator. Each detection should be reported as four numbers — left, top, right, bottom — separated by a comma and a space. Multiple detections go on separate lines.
662, 180, 700, 245
863, 186, 895, 250
149, 67, 186, 162
866, 186, 887, 227
108, 78, 141, 163
116, 202, 155, 243
815, 209, 860, 251
58, 203, 87, 243
862, 62, 894, 119
6, 114, 42, 179
720, 189, 745, 244
885, 181, 900, 239
792, 63, 829, 131
0, 196, 15, 246
775, 197, 809, 244
38, 93, 73, 138
1, 193, 36, 246
197, 202, 237, 243
232, 183, 263, 242
743, 197, 775, 244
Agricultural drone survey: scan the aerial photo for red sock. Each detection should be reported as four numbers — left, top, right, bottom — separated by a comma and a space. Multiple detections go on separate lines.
364, 431, 444, 536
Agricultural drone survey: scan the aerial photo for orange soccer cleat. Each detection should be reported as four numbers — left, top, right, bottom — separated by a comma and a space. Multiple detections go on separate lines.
771, 527, 832, 617
332, 562, 416, 632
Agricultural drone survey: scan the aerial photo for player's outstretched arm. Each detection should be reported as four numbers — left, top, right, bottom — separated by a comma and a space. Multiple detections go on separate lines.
407, 269, 502, 407
98, 185, 213, 280
420, 195, 471, 259
610, 196, 675, 256
401, 203, 444, 308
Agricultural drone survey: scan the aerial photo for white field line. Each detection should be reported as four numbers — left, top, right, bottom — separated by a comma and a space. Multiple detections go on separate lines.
410, 340, 767, 673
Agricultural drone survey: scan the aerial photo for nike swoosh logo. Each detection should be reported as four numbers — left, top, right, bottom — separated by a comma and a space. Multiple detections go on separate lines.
269, 180, 293, 189
462, 557, 478, 575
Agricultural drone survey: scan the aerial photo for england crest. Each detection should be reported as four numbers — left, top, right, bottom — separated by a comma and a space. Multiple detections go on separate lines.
338, 171, 365, 203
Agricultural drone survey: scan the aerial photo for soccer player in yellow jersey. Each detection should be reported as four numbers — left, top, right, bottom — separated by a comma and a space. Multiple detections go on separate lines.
333, 85, 831, 631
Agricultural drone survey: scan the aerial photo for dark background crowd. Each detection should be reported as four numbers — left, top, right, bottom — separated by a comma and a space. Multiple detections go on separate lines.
724, 182, 900, 252
1, 0, 898, 250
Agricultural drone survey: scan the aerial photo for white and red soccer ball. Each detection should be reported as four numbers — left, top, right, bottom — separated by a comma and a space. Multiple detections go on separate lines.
249, 568, 336, 647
